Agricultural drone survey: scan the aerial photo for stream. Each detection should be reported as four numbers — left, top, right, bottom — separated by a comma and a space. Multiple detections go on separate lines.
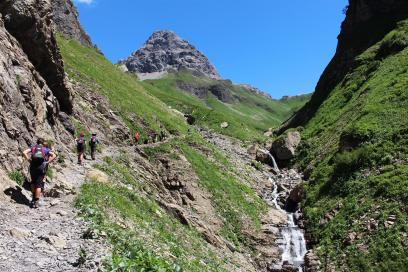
268, 152, 307, 271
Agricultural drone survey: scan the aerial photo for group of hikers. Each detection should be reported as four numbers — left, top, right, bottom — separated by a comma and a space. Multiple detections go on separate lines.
22, 133, 100, 209
21, 129, 166, 209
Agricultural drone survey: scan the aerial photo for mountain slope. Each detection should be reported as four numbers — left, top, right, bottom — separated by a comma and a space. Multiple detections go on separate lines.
57, 36, 291, 271
281, 0, 408, 131
142, 71, 308, 141
279, 1, 408, 270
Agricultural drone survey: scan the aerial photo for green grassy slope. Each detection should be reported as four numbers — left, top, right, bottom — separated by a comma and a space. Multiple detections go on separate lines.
296, 20, 408, 271
142, 72, 309, 141
58, 36, 269, 271
58, 36, 189, 142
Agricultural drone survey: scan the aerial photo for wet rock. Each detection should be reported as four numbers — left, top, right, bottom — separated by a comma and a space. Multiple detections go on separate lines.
256, 149, 270, 163
288, 183, 305, 203
304, 250, 321, 272
272, 131, 301, 160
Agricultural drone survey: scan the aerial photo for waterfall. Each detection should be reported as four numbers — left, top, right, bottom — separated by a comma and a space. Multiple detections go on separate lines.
259, 149, 280, 172
270, 178, 306, 271
267, 152, 280, 173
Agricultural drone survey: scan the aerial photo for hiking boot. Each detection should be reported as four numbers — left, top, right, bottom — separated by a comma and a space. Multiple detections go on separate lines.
30, 200, 40, 209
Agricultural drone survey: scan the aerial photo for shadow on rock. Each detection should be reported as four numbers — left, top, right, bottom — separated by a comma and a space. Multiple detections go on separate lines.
4, 186, 30, 206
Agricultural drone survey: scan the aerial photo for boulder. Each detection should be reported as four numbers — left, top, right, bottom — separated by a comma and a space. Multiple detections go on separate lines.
247, 144, 259, 157
272, 131, 301, 160
9, 228, 31, 239
184, 114, 196, 125
288, 183, 305, 203
220, 122, 229, 129
304, 250, 321, 272
255, 149, 270, 164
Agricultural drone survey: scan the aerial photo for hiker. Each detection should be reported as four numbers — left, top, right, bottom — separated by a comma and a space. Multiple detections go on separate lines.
76, 133, 86, 165
89, 133, 99, 160
23, 138, 56, 208
134, 132, 140, 145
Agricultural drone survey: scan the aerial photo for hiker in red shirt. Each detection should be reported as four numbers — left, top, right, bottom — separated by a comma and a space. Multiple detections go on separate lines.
134, 132, 140, 144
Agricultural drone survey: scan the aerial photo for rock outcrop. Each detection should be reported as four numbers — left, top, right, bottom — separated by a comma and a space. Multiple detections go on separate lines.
0, 0, 73, 113
0, 13, 70, 176
272, 131, 301, 161
238, 84, 272, 100
280, 0, 408, 132
51, 0, 93, 48
119, 30, 220, 79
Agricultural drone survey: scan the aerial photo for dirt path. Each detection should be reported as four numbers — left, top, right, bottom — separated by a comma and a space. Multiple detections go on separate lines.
0, 149, 114, 272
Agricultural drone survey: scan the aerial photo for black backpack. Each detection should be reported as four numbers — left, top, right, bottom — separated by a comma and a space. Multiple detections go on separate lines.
31, 145, 45, 165
77, 137, 85, 149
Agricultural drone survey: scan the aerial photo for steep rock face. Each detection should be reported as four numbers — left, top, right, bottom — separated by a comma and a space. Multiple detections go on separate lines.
0, 0, 73, 113
0, 14, 70, 178
281, 0, 408, 131
120, 30, 220, 79
51, 0, 93, 48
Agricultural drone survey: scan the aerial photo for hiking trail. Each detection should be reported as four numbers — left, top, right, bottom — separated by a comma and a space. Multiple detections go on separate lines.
0, 148, 116, 272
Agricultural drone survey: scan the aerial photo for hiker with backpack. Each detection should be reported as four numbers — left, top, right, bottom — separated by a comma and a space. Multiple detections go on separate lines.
76, 133, 86, 165
89, 133, 99, 160
22, 138, 56, 208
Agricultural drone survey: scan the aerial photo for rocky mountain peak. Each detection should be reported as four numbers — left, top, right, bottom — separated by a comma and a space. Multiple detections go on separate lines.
120, 30, 220, 79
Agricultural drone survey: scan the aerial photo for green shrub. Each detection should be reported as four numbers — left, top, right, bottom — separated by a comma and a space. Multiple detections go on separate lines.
333, 145, 373, 178
8, 171, 24, 186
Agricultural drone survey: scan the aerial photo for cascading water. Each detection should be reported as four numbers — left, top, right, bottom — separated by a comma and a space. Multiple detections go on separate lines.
270, 177, 307, 271
267, 152, 280, 173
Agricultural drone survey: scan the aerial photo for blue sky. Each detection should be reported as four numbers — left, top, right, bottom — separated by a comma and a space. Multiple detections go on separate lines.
74, 0, 348, 98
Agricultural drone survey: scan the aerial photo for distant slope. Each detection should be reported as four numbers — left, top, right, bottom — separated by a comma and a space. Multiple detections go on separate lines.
283, 6, 408, 271
142, 71, 310, 141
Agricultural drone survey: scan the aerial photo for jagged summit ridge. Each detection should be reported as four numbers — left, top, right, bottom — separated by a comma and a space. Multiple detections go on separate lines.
120, 30, 220, 79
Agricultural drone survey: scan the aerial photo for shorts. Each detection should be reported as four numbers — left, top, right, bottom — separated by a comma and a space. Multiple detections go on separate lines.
30, 166, 45, 190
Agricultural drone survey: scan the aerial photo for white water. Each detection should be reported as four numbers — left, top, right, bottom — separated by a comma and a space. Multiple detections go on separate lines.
270, 178, 307, 271
267, 152, 280, 173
